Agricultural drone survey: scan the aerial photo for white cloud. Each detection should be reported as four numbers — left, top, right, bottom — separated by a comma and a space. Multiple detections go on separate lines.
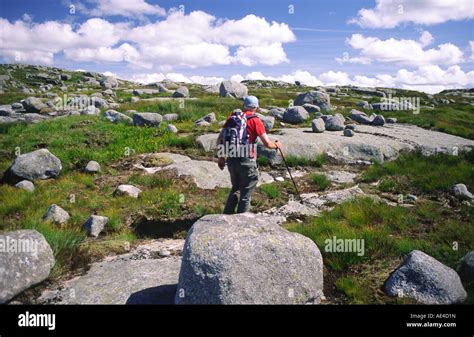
77, 0, 166, 18
470, 41, 474, 60
102, 71, 117, 77
0, 11, 295, 69
344, 33, 464, 67
233, 43, 289, 66
350, 0, 474, 28
419, 31, 434, 47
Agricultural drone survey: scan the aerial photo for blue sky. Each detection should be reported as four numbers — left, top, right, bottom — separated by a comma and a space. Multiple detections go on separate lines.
0, 0, 473, 93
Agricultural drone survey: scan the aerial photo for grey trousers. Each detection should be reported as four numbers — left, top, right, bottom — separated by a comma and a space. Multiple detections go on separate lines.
223, 157, 259, 214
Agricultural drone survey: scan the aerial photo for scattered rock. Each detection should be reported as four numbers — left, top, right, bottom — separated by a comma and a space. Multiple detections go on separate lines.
195, 112, 216, 125
255, 113, 274, 133
283, 106, 309, 124
345, 124, 356, 130
4, 149, 62, 182
163, 113, 179, 122
268, 107, 285, 120
0, 230, 55, 304
114, 184, 142, 198
325, 115, 345, 131
387, 117, 397, 124
172, 86, 189, 98
324, 171, 357, 184
100, 76, 118, 89
175, 213, 323, 304
85, 161, 100, 173
133, 112, 163, 127
219, 81, 248, 99
14, 180, 35, 192
452, 184, 473, 200
131, 96, 139, 103
167, 124, 178, 133
372, 114, 385, 126
43, 204, 70, 224
311, 118, 325, 133
458, 251, 474, 287
22, 97, 46, 113
349, 109, 373, 125
384, 250, 467, 304
303, 103, 321, 113
357, 101, 372, 109
83, 215, 108, 237
344, 129, 354, 137
104, 110, 133, 124
80, 105, 100, 115
294, 91, 331, 111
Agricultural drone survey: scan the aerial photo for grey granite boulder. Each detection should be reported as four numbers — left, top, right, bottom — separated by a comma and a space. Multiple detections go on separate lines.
294, 91, 330, 111
114, 184, 142, 198
268, 107, 285, 120
452, 184, 474, 200
0, 230, 55, 303
85, 161, 101, 173
372, 114, 385, 126
283, 106, 309, 124
43, 204, 70, 224
311, 118, 325, 133
255, 113, 275, 133
219, 81, 248, 99
303, 103, 321, 113
163, 113, 179, 122
384, 250, 467, 304
133, 112, 163, 127
172, 86, 189, 98
458, 251, 474, 286
5, 149, 62, 182
22, 97, 46, 113
175, 213, 323, 304
15, 180, 35, 192
324, 115, 344, 131
349, 109, 373, 125
104, 110, 133, 124
83, 215, 108, 237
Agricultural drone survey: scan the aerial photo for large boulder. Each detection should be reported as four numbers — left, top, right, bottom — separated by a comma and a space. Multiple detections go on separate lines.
349, 109, 373, 125
255, 113, 275, 133
133, 112, 163, 127
175, 213, 323, 304
268, 107, 285, 120
283, 106, 309, 124
324, 115, 345, 131
452, 184, 474, 200
311, 118, 325, 133
43, 204, 70, 224
458, 251, 474, 287
104, 110, 133, 124
294, 91, 330, 112
0, 230, 55, 303
4, 149, 62, 182
172, 86, 190, 98
219, 81, 248, 99
22, 97, 46, 113
384, 250, 467, 304
100, 76, 118, 89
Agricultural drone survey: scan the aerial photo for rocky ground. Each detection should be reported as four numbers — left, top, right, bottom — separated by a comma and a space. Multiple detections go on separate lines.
0, 63, 473, 305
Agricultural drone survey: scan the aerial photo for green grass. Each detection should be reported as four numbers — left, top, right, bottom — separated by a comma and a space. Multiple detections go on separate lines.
362, 151, 474, 194
259, 183, 280, 199
285, 154, 326, 168
286, 196, 473, 303
309, 173, 330, 191
0, 115, 197, 173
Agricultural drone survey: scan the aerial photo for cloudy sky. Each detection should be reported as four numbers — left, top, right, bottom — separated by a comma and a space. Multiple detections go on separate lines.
0, 0, 473, 93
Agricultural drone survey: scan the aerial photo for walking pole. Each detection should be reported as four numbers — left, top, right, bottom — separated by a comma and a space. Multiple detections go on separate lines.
275, 141, 303, 203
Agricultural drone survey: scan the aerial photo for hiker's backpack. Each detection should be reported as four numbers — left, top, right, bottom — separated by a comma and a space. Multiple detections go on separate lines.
221, 110, 257, 155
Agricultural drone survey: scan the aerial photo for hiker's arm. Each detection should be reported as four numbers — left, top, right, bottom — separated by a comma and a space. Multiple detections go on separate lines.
216, 129, 226, 170
259, 133, 282, 150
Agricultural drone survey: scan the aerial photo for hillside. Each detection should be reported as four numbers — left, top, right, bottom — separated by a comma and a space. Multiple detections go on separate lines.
0, 63, 473, 305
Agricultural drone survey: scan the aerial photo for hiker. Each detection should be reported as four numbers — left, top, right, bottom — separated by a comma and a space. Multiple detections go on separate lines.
217, 95, 283, 214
